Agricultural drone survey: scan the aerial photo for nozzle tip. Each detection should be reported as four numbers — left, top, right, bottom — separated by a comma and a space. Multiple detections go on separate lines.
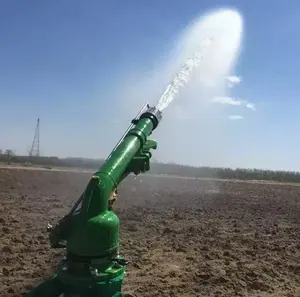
140, 106, 162, 130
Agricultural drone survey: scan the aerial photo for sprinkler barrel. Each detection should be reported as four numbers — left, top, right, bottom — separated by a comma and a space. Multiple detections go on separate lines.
25, 104, 162, 297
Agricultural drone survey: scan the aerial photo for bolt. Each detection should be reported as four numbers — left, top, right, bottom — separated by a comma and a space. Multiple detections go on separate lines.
46, 223, 53, 232
62, 265, 68, 272
89, 267, 98, 276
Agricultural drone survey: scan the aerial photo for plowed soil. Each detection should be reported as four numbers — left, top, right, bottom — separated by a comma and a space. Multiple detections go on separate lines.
0, 168, 299, 297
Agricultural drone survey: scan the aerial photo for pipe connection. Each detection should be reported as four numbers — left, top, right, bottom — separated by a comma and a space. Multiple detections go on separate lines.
139, 106, 162, 130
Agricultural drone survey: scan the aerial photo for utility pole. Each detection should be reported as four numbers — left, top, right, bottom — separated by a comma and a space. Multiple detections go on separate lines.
29, 118, 40, 157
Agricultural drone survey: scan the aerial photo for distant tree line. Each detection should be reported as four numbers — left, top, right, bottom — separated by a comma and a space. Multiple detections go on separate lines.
150, 163, 300, 183
0, 154, 104, 168
0, 153, 299, 183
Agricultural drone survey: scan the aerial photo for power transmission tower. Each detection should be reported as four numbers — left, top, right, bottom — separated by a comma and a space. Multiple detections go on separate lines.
29, 118, 40, 157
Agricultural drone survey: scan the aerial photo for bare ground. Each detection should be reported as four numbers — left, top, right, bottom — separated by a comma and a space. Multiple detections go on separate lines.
0, 168, 299, 297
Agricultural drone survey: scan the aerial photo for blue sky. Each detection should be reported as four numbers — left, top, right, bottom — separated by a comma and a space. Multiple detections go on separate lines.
1, 0, 300, 170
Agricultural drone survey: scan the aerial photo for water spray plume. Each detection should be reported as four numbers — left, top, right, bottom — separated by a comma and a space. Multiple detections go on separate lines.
155, 38, 213, 111
155, 8, 243, 112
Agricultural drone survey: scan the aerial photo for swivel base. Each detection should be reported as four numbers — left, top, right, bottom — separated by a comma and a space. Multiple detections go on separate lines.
25, 256, 126, 297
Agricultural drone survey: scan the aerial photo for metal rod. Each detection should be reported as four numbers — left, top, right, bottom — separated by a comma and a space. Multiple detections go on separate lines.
68, 193, 84, 216
104, 102, 149, 162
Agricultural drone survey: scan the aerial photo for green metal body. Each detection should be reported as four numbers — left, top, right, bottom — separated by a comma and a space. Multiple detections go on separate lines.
25, 105, 161, 297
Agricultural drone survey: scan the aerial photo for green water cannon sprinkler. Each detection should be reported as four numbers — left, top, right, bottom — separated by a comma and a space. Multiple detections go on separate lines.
26, 103, 162, 297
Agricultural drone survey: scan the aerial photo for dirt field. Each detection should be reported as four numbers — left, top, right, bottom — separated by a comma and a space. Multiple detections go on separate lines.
0, 168, 299, 297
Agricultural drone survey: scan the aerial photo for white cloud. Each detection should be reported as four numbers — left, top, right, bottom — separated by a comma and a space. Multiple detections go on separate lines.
223, 74, 256, 110
212, 96, 256, 111
228, 115, 243, 120
246, 103, 255, 111
226, 75, 242, 88
212, 96, 242, 106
